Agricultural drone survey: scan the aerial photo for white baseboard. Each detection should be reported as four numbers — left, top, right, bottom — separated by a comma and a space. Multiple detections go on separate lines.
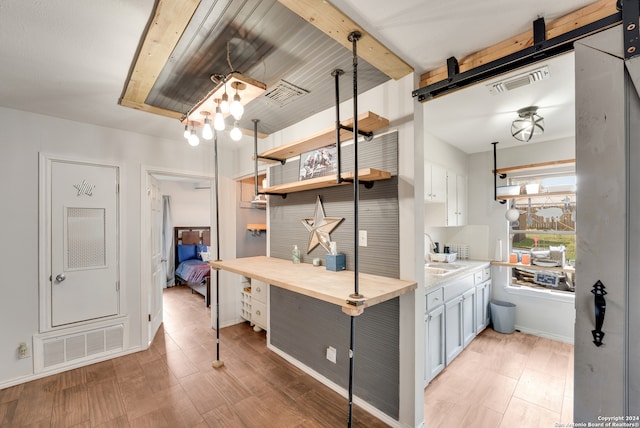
514, 325, 574, 344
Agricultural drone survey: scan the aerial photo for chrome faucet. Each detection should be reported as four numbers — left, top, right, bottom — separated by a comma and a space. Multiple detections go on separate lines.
424, 233, 436, 260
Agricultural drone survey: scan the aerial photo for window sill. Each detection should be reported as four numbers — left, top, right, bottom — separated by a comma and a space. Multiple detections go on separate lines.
504, 284, 575, 303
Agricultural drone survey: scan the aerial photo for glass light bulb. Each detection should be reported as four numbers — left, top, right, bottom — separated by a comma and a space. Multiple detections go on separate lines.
230, 122, 242, 141
202, 118, 213, 140
220, 92, 230, 113
214, 108, 225, 131
188, 129, 200, 146
230, 93, 244, 120
183, 124, 190, 139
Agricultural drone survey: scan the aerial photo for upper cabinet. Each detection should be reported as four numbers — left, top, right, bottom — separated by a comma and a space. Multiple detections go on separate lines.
425, 163, 447, 203
446, 172, 467, 227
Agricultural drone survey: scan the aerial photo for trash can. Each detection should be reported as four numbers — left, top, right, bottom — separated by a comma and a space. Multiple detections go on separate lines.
490, 300, 516, 334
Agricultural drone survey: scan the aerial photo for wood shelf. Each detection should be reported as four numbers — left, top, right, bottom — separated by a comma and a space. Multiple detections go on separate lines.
492, 261, 575, 273
496, 191, 576, 201
247, 223, 267, 231
211, 256, 417, 316
493, 159, 575, 175
262, 168, 391, 195
258, 111, 389, 162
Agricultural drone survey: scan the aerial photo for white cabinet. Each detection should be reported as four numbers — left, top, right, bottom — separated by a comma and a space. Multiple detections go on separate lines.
242, 278, 268, 332
251, 279, 268, 332
445, 296, 464, 365
425, 163, 447, 203
425, 267, 487, 384
446, 172, 467, 226
425, 304, 445, 385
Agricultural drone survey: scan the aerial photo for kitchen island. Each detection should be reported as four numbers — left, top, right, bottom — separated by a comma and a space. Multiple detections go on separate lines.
210, 255, 417, 316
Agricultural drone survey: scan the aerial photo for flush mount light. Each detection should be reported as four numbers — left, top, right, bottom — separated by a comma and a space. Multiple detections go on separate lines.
511, 106, 544, 142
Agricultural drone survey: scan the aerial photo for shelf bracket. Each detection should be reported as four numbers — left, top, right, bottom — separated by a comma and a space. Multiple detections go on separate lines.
342, 178, 375, 189
258, 191, 286, 199
492, 142, 507, 204
257, 155, 286, 165
339, 124, 374, 141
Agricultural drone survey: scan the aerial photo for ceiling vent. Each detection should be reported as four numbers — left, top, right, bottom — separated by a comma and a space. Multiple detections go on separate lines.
487, 65, 550, 95
263, 80, 309, 107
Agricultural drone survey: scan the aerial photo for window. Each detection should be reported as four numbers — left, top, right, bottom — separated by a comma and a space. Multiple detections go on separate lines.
508, 168, 576, 293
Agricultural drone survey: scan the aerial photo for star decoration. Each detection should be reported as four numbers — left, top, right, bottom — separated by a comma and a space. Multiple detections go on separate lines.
301, 196, 344, 254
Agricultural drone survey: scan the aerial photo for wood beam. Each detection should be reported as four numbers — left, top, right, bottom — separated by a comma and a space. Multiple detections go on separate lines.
277, 0, 414, 80
119, 0, 200, 116
419, 0, 619, 89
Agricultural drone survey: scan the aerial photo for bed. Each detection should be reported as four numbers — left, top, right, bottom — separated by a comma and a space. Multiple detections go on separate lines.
174, 226, 211, 307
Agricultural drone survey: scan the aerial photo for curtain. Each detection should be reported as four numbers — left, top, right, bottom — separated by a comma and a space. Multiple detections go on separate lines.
162, 195, 175, 287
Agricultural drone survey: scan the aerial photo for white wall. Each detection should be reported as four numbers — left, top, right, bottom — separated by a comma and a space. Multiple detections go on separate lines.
159, 180, 211, 226
467, 138, 576, 342
0, 106, 239, 387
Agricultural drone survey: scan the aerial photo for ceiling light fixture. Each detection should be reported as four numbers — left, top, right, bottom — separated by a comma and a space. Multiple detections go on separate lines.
180, 71, 266, 144
511, 106, 544, 142
230, 121, 242, 141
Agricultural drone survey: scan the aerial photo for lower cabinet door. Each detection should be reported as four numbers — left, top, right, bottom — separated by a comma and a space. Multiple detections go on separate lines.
425, 304, 445, 385
462, 287, 476, 347
445, 297, 464, 365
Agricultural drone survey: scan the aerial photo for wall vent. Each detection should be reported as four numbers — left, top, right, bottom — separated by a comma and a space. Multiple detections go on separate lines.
36, 323, 124, 372
263, 80, 309, 107
487, 65, 550, 95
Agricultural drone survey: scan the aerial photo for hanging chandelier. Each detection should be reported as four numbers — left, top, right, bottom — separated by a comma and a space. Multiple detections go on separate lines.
181, 71, 266, 145
511, 106, 544, 142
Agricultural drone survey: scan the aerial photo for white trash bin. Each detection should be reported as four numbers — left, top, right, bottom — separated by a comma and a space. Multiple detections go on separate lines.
490, 300, 516, 334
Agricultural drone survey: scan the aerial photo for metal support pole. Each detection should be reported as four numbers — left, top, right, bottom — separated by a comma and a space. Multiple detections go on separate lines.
347, 29, 362, 428
212, 131, 224, 368
253, 119, 260, 197
492, 141, 507, 205
333, 69, 345, 184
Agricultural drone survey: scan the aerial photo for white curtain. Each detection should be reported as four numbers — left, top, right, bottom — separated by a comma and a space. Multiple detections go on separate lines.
162, 195, 175, 287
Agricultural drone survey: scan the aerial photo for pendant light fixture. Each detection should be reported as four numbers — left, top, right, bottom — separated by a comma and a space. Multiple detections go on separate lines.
511, 106, 544, 142
180, 71, 265, 145
230, 121, 242, 141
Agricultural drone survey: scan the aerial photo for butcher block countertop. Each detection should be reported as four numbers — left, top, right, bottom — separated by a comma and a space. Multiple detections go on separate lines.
210, 256, 417, 316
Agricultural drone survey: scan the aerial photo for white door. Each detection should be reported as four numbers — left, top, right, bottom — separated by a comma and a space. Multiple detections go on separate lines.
148, 174, 163, 341
50, 160, 119, 327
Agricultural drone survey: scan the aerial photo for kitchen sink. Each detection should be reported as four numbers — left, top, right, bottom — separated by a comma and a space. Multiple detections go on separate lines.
425, 262, 465, 276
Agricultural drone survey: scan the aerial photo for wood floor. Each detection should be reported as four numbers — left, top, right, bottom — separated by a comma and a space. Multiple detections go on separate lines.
0, 286, 386, 427
424, 327, 574, 428
0, 285, 574, 427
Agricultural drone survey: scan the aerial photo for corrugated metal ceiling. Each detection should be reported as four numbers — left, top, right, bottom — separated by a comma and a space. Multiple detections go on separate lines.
146, 0, 390, 135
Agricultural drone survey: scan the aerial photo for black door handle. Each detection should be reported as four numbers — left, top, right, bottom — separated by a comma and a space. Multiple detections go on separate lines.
591, 280, 607, 347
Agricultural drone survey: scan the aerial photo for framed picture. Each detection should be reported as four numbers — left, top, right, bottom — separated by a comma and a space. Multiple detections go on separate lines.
299, 145, 338, 180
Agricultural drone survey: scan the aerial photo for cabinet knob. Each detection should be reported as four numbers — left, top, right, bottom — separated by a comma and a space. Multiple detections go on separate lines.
256, 287, 261, 292
255, 310, 261, 316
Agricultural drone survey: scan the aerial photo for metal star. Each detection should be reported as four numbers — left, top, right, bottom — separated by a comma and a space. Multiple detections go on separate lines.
301, 196, 344, 254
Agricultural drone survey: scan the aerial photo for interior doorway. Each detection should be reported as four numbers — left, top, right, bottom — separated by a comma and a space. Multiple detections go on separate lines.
141, 168, 213, 346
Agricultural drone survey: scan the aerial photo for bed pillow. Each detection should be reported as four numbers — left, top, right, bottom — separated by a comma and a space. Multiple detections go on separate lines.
177, 244, 197, 263
196, 244, 208, 259
200, 251, 212, 262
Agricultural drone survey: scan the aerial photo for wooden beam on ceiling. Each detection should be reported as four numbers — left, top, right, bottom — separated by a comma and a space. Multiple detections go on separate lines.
277, 0, 414, 80
119, 0, 200, 119
419, 0, 619, 89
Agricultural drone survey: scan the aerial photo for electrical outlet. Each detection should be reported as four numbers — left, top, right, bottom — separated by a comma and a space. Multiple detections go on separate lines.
326, 346, 337, 363
18, 342, 30, 359
359, 230, 367, 247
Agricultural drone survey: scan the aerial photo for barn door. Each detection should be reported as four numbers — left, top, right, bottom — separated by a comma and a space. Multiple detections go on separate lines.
50, 160, 119, 327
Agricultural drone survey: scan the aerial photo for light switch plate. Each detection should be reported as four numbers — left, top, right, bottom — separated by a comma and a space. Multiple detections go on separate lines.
326, 346, 337, 363
359, 230, 367, 247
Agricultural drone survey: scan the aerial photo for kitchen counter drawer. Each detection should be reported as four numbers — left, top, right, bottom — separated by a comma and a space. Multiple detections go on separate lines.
252, 279, 268, 303
426, 288, 444, 312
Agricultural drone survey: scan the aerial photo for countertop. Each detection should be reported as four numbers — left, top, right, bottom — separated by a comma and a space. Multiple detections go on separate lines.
210, 256, 417, 316
425, 259, 491, 290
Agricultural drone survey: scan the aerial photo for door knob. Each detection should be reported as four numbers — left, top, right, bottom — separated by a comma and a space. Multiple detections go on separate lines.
55, 274, 66, 282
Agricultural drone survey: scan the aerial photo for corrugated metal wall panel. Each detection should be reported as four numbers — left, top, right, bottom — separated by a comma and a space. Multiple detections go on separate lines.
270, 287, 399, 419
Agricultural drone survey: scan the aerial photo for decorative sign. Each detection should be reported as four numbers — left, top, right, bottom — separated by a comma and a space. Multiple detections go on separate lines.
299, 145, 338, 180
534, 272, 560, 287
73, 179, 95, 197
301, 196, 344, 254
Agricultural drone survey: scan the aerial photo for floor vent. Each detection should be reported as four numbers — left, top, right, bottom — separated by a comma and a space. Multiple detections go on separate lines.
487, 65, 550, 95
37, 323, 124, 372
263, 80, 309, 107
